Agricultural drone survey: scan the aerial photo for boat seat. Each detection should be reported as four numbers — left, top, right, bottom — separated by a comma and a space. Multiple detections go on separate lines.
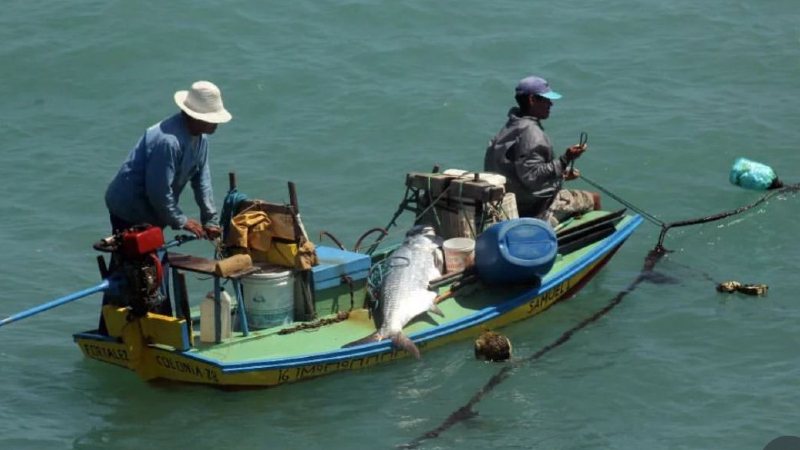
167, 252, 280, 342
167, 252, 262, 279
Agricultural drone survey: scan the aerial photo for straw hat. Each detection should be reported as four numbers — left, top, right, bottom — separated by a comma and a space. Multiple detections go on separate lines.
174, 81, 232, 124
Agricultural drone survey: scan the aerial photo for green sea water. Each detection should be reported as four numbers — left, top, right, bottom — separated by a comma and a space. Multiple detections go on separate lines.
1, 0, 799, 448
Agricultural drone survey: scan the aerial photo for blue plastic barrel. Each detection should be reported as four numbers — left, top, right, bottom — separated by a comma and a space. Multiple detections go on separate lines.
475, 218, 558, 284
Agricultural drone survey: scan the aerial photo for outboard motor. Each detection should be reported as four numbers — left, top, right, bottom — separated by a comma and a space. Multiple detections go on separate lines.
94, 225, 166, 317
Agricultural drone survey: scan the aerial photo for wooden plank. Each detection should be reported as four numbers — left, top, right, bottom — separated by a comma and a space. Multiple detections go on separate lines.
406, 173, 505, 203
556, 210, 626, 255
167, 253, 216, 275
176, 272, 194, 348
140, 313, 191, 351
167, 253, 264, 279
556, 209, 626, 239
406, 173, 452, 194
449, 178, 506, 203
237, 199, 294, 215
102, 305, 129, 338
235, 200, 297, 241
558, 226, 616, 255
101, 306, 191, 351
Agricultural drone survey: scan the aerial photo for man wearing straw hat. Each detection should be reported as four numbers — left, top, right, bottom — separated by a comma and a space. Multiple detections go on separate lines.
105, 80, 232, 239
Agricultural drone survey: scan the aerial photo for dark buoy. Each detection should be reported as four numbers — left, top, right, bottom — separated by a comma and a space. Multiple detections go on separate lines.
716, 281, 742, 293
738, 284, 768, 296
474, 331, 512, 362
716, 280, 768, 296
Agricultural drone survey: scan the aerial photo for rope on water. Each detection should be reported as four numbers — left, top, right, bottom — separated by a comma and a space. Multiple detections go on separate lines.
655, 182, 800, 249
397, 178, 800, 449
581, 175, 800, 250
397, 247, 663, 449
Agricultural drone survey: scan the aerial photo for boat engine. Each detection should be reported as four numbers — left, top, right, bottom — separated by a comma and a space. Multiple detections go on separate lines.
94, 225, 166, 317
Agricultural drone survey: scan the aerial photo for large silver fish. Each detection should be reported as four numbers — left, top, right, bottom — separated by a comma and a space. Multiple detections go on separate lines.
346, 226, 445, 360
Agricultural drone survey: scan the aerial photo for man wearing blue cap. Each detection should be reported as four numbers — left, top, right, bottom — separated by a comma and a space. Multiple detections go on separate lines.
484, 75, 600, 225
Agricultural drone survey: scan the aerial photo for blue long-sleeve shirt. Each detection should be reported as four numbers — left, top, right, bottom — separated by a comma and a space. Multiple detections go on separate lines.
105, 113, 219, 229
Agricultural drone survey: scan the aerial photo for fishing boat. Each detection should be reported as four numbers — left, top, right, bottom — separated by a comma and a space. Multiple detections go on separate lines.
5, 171, 642, 388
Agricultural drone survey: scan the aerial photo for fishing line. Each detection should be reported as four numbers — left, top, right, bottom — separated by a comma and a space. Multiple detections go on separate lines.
397, 180, 800, 449
580, 175, 665, 227
364, 184, 456, 256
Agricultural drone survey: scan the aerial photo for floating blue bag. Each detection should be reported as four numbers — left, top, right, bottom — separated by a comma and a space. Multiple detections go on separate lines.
729, 157, 777, 191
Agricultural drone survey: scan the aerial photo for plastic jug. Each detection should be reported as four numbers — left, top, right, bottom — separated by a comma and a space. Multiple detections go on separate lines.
200, 289, 232, 343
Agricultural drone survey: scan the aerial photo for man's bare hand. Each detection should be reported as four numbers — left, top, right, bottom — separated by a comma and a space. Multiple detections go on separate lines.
564, 168, 580, 180
203, 225, 221, 240
183, 218, 204, 239
565, 143, 587, 161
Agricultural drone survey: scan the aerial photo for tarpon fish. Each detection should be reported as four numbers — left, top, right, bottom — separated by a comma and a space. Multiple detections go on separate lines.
346, 226, 445, 360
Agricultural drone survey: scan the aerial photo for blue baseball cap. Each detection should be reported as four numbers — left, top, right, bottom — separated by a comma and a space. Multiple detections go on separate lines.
515, 76, 562, 100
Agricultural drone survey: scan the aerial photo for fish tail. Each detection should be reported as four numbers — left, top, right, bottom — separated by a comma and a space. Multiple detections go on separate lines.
392, 333, 421, 361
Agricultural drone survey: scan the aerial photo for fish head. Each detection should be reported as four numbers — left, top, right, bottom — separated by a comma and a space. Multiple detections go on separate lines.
405, 225, 436, 239
404, 225, 444, 248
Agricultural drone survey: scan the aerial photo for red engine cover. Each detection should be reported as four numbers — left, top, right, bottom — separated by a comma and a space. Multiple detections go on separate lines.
120, 226, 165, 257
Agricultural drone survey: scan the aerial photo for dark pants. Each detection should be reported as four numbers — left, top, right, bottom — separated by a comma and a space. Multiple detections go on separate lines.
110, 213, 134, 233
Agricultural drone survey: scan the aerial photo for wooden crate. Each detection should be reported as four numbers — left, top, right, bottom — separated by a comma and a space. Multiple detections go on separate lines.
406, 172, 518, 239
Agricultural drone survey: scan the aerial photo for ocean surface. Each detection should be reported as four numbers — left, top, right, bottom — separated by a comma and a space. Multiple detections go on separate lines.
1, 0, 799, 448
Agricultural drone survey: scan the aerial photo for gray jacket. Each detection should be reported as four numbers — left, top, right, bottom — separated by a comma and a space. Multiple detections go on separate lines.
484, 107, 569, 216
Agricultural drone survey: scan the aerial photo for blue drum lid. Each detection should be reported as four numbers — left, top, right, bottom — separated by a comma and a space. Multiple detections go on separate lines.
500, 221, 557, 266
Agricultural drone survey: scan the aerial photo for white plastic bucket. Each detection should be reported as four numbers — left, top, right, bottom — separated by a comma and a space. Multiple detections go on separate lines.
443, 237, 475, 274
241, 267, 295, 330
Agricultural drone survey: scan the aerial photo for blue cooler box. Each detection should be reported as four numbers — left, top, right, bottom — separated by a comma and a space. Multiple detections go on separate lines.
310, 246, 371, 315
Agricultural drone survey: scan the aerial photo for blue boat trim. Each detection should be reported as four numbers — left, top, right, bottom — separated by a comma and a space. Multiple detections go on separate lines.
73, 332, 120, 343
74, 215, 643, 375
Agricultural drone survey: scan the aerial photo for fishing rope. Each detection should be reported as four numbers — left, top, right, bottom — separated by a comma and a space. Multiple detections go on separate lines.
579, 175, 665, 227
654, 182, 800, 249
427, 177, 443, 231
580, 175, 800, 249
367, 182, 455, 255
398, 250, 659, 449
455, 182, 477, 239
277, 311, 350, 335
398, 179, 800, 449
